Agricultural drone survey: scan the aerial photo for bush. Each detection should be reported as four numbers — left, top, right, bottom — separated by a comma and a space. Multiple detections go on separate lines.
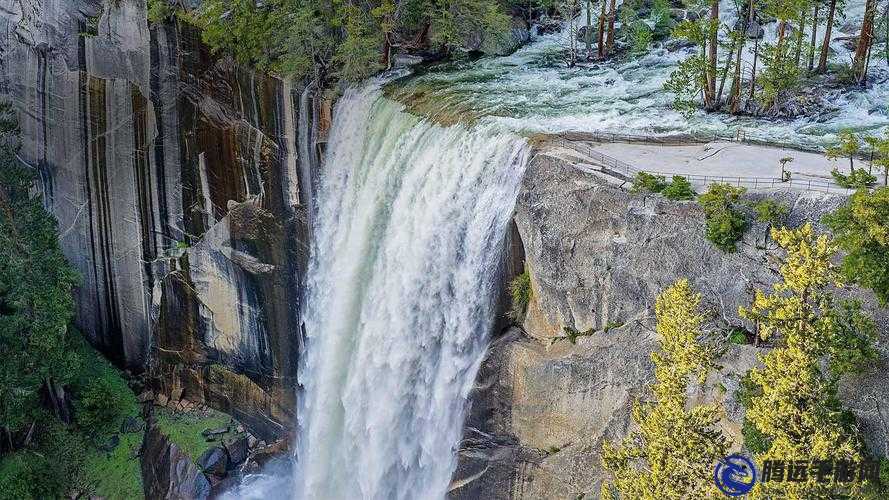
824, 187, 889, 304
662, 175, 696, 200
728, 328, 748, 345
631, 171, 667, 193
0, 449, 66, 500
831, 168, 877, 189
508, 269, 532, 322
74, 376, 132, 434
741, 417, 771, 454
698, 183, 749, 252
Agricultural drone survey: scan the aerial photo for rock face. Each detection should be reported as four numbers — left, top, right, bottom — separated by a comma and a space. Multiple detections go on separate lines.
0, 0, 327, 440
141, 423, 211, 500
451, 151, 889, 498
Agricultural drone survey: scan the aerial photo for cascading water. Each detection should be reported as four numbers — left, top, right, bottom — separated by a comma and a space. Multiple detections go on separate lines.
266, 83, 527, 500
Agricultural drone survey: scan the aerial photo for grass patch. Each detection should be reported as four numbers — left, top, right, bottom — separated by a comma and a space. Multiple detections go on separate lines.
509, 268, 532, 322
562, 326, 596, 344
154, 407, 236, 461
80, 430, 144, 499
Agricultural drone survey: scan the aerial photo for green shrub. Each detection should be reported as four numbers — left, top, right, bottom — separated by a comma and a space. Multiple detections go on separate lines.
631, 171, 667, 193
662, 175, 696, 200
0, 451, 65, 500
147, 0, 173, 23
831, 168, 877, 189
74, 376, 133, 434
741, 417, 771, 454
698, 183, 749, 252
824, 187, 889, 304
509, 269, 532, 322
728, 329, 748, 345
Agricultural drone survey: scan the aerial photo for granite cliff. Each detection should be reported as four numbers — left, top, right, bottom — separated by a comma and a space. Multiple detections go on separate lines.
1, 0, 327, 440
451, 146, 889, 499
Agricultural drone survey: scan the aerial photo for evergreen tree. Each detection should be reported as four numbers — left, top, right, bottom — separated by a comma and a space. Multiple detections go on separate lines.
739, 224, 876, 498
824, 187, 889, 304
601, 280, 729, 499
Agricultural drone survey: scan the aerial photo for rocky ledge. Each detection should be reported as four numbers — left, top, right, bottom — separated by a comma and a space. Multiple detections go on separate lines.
450, 149, 889, 499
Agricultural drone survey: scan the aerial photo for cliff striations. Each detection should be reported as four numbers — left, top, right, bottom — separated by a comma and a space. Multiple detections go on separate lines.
0, 0, 327, 440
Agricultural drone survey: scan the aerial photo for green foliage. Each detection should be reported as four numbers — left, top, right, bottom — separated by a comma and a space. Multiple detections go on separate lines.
74, 375, 134, 435
831, 167, 878, 188
561, 325, 595, 344
664, 53, 708, 117
661, 175, 696, 200
824, 187, 889, 304
0, 451, 65, 500
188, 0, 521, 83
0, 102, 81, 431
631, 171, 667, 193
147, 0, 173, 23
753, 199, 789, 226
509, 268, 532, 322
0, 103, 144, 499
826, 129, 862, 172
698, 183, 749, 252
728, 328, 748, 345
824, 300, 878, 375
739, 224, 875, 497
756, 42, 800, 108
753, 198, 789, 245
80, 430, 144, 499
431, 0, 512, 54
741, 417, 772, 454
601, 280, 728, 498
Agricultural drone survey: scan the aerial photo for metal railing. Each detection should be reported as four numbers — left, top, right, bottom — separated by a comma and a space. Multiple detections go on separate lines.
551, 138, 852, 194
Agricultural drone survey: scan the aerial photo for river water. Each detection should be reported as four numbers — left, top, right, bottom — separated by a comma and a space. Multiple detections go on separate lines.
388, 0, 888, 149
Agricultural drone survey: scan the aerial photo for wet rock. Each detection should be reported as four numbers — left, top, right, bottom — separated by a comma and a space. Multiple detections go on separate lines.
202, 427, 228, 438
452, 152, 888, 498
156, 394, 169, 407
121, 416, 144, 434
197, 446, 229, 477
141, 424, 210, 500
224, 435, 249, 466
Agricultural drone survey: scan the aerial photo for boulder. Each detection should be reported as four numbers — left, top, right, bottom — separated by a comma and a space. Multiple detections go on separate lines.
197, 446, 229, 476
224, 436, 249, 466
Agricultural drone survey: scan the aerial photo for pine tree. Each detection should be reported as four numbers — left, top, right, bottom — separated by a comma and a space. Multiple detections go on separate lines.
739, 224, 876, 498
824, 187, 889, 304
601, 280, 729, 499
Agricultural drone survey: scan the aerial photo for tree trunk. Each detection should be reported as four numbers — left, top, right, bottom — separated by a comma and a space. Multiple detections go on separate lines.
884, 0, 888, 64
708, 0, 719, 102
717, 35, 737, 106
808, 2, 820, 71
749, 38, 760, 100
795, 8, 807, 66
730, 37, 745, 113
586, 0, 593, 59
382, 31, 392, 70
598, 0, 607, 58
817, 0, 837, 73
605, 0, 617, 56
778, 20, 787, 46
852, 0, 877, 84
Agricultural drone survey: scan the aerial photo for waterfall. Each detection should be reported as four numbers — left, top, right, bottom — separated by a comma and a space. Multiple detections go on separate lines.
289, 83, 527, 499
